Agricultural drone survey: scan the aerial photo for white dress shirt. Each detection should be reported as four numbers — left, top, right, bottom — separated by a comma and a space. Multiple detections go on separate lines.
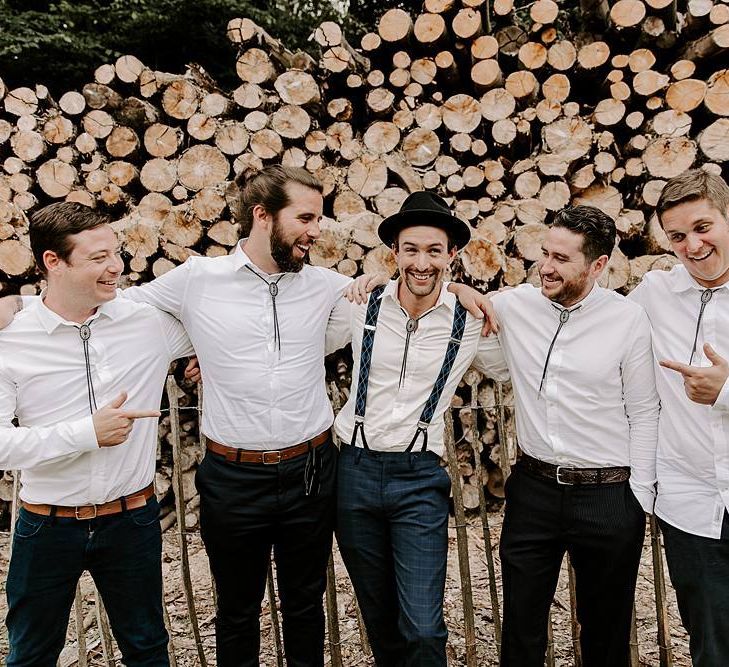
124, 242, 353, 449
331, 281, 510, 458
491, 283, 659, 512
629, 265, 729, 538
0, 297, 192, 505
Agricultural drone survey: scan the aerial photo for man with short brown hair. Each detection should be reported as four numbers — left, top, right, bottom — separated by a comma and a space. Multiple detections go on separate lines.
629, 168, 729, 667
493, 206, 658, 667
1, 202, 192, 666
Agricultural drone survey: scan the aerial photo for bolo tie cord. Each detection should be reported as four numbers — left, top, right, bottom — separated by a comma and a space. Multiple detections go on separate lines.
246, 266, 285, 353
689, 288, 716, 365
398, 311, 435, 389
77, 324, 97, 414
539, 304, 581, 395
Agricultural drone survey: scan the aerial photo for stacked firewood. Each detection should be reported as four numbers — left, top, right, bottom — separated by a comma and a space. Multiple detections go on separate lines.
1, 4, 728, 510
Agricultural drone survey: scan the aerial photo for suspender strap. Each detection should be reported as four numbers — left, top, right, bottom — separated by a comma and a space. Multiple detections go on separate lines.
350, 285, 386, 449
405, 302, 468, 453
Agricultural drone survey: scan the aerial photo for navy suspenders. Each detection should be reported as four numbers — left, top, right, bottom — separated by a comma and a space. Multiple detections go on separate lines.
350, 287, 468, 453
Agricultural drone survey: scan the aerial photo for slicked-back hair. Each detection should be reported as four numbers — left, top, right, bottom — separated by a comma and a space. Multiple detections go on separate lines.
551, 205, 616, 262
29, 202, 112, 275
656, 169, 729, 225
233, 165, 323, 237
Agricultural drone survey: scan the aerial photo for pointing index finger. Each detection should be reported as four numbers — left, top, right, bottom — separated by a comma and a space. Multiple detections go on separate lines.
659, 359, 695, 376
121, 409, 162, 420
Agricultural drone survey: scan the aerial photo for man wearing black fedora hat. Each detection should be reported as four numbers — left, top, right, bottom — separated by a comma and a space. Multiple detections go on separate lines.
326, 191, 510, 666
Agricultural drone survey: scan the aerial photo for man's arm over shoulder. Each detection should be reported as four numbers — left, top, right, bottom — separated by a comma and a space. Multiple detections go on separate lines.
322, 268, 355, 355
622, 305, 660, 513
472, 332, 510, 383
150, 306, 195, 361
0, 358, 98, 470
122, 258, 193, 319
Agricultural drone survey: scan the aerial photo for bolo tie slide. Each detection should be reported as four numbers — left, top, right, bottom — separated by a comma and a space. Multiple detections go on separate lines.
77, 323, 98, 414
689, 288, 716, 365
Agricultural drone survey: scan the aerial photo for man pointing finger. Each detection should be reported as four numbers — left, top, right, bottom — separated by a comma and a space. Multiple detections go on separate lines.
0, 202, 194, 666
660, 343, 729, 406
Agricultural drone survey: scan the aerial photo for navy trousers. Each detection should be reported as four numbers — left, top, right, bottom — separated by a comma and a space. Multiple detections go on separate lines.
5, 496, 168, 667
336, 444, 451, 667
499, 464, 646, 667
659, 514, 729, 667
196, 439, 337, 667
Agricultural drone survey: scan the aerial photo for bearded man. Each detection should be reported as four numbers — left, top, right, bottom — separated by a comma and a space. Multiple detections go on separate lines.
490, 206, 659, 667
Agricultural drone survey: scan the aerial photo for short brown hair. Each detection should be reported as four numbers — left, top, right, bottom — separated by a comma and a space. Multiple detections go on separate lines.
656, 169, 729, 225
551, 205, 616, 262
29, 202, 111, 275
233, 165, 323, 237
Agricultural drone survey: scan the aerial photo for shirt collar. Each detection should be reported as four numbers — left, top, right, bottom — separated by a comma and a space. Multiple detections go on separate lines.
34, 289, 119, 334
668, 263, 729, 294
541, 280, 603, 315
231, 239, 299, 280
382, 279, 455, 312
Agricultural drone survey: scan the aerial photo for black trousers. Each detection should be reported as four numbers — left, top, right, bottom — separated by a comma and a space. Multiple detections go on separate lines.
196, 439, 337, 667
660, 514, 729, 667
499, 464, 646, 667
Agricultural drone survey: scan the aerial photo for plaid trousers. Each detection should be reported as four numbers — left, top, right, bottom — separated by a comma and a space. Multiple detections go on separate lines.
336, 443, 450, 667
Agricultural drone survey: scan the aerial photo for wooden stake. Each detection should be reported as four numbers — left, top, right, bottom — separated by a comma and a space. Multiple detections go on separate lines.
568, 558, 583, 666
469, 382, 502, 653
630, 605, 640, 667
650, 516, 674, 667
167, 376, 208, 666
74, 585, 88, 667
95, 596, 116, 667
161, 596, 178, 667
495, 383, 512, 478
326, 554, 344, 667
443, 411, 477, 667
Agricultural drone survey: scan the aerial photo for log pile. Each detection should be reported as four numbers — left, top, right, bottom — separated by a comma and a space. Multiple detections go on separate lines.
2, 4, 729, 510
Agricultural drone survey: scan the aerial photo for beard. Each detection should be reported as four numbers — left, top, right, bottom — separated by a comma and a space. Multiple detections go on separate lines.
270, 218, 306, 273
541, 268, 590, 307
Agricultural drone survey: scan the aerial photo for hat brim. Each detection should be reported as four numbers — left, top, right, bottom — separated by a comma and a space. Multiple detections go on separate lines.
377, 209, 471, 249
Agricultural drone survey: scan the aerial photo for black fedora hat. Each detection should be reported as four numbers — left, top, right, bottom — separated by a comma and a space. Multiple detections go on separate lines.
377, 191, 471, 249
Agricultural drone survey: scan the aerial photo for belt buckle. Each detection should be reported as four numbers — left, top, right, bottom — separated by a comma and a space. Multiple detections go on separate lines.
262, 450, 282, 465
555, 466, 573, 485
75, 503, 98, 520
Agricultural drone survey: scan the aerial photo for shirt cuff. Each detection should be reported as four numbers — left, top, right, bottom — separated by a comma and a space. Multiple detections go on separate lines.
712, 377, 729, 413
630, 483, 655, 515
72, 416, 99, 450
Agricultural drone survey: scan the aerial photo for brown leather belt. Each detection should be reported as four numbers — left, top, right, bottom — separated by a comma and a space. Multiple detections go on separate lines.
519, 453, 630, 485
22, 483, 155, 520
206, 429, 330, 464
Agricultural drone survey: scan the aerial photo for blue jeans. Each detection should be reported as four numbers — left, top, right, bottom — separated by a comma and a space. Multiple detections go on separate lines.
660, 515, 729, 667
5, 497, 168, 667
336, 444, 450, 667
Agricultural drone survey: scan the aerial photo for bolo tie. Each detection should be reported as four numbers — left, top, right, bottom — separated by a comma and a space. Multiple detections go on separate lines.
398, 310, 435, 389
77, 323, 98, 414
689, 288, 716, 365
246, 265, 285, 354
539, 303, 582, 395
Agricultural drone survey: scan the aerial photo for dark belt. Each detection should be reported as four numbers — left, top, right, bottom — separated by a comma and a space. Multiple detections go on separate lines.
206, 429, 330, 464
22, 483, 155, 520
519, 453, 630, 485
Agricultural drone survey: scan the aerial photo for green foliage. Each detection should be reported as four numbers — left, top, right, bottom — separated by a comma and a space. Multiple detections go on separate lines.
0, 0, 345, 93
